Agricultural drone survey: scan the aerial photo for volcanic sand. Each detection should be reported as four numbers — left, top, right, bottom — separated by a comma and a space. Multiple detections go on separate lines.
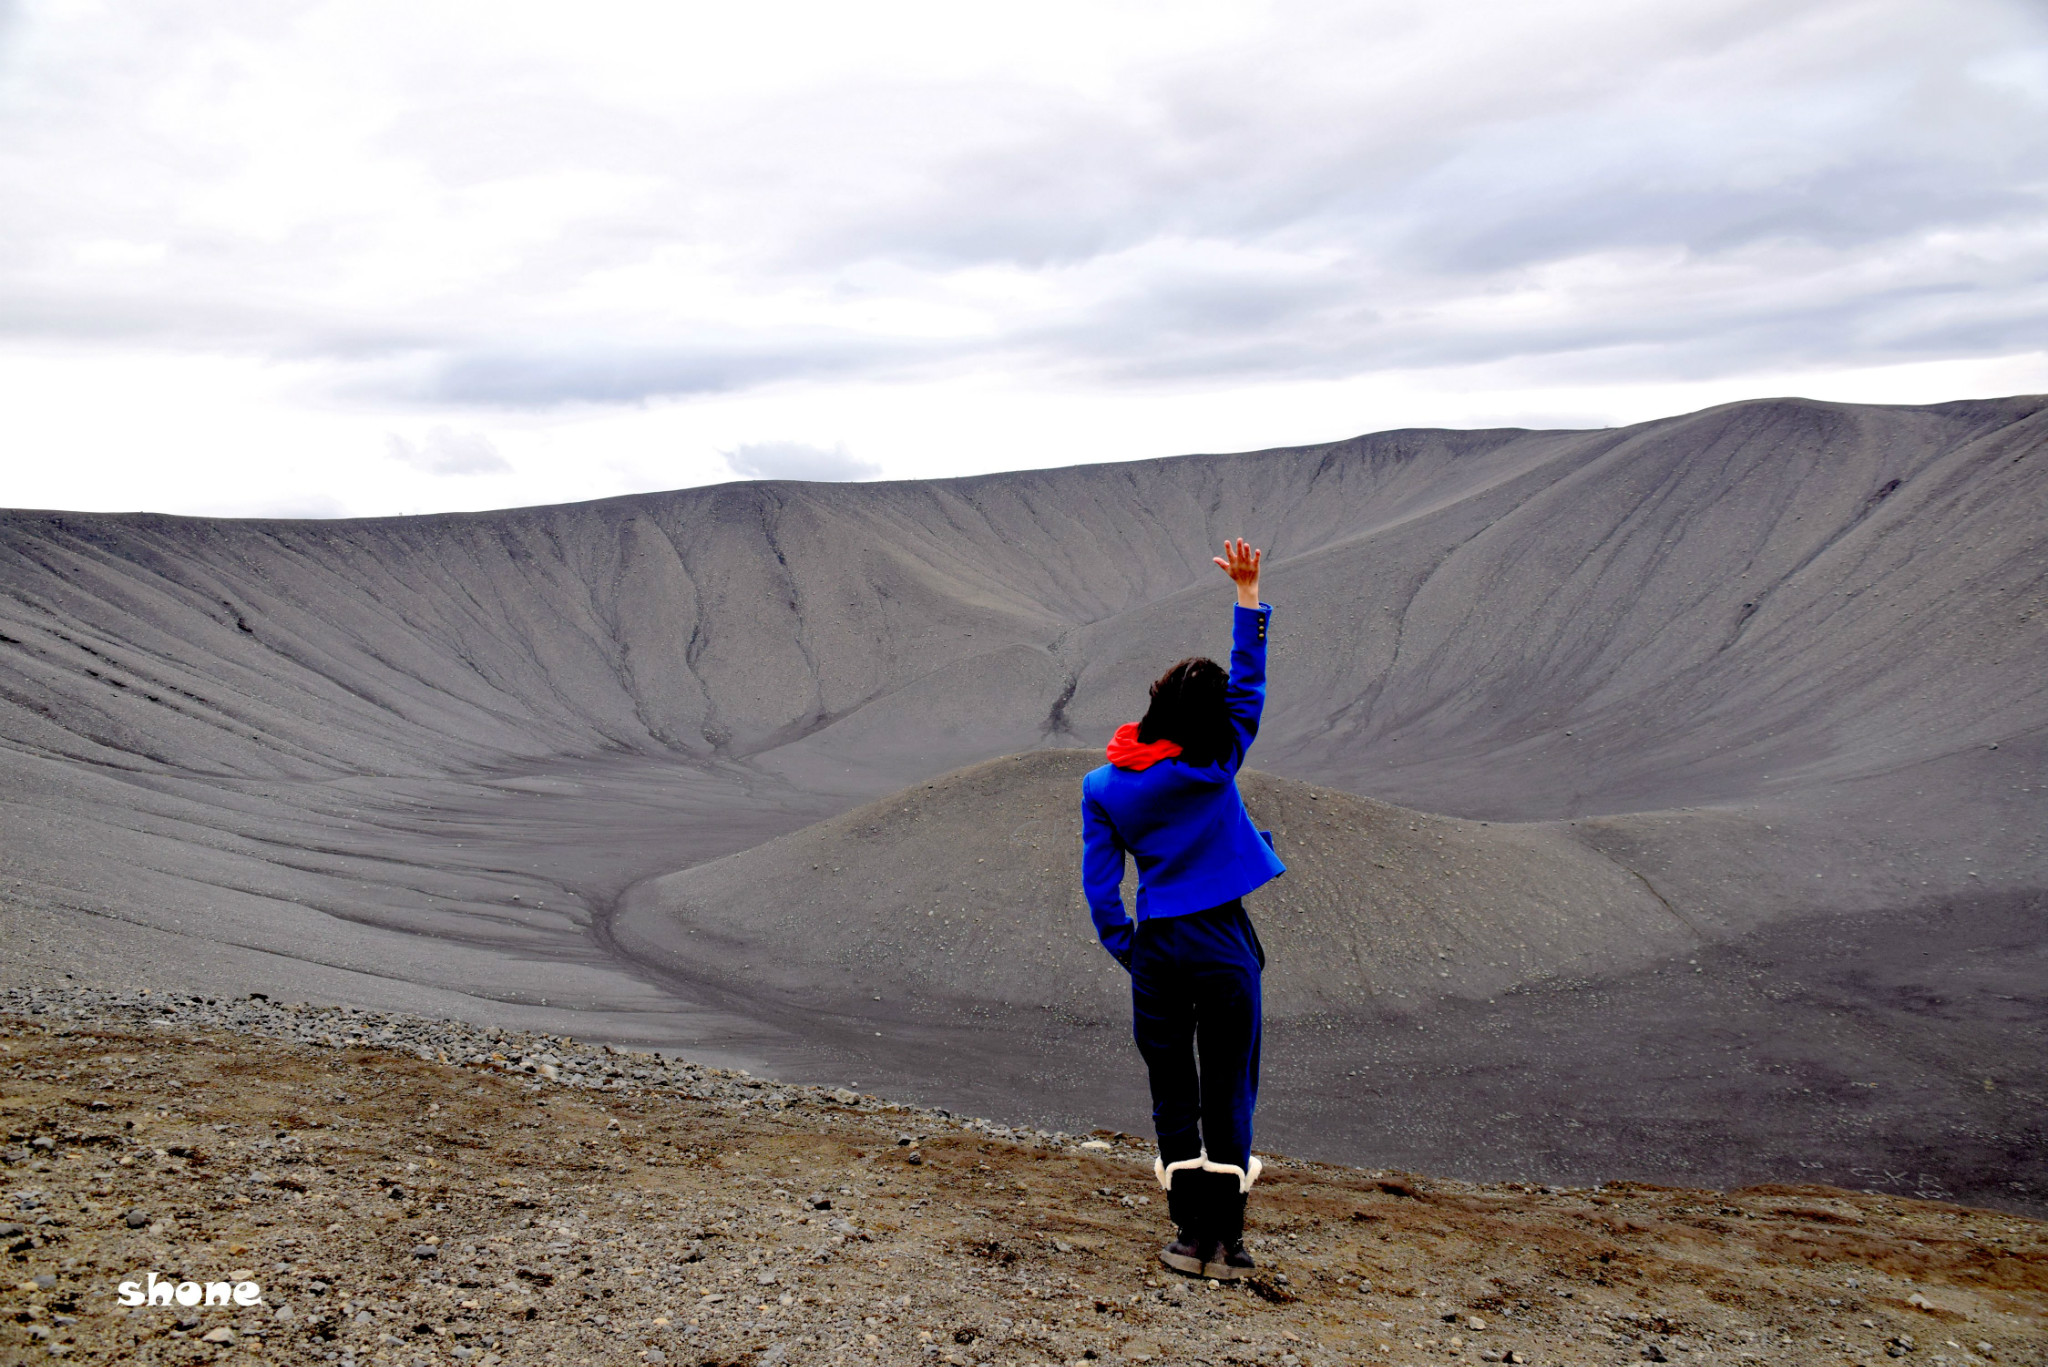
7, 1002, 2045, 1367
1, 394, 2044, 1209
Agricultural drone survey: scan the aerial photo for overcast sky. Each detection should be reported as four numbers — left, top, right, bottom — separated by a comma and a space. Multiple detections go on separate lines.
2, 0, 2044, 517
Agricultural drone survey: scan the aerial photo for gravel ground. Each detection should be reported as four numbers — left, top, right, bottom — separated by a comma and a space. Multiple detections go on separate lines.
2, 985, 2043, 1367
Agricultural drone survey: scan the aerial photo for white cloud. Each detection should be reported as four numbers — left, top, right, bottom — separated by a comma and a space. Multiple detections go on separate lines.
723, 441, 880, 483
386, 427, 511, 475
0, 0, 2043, 515
241, 492, 351, 520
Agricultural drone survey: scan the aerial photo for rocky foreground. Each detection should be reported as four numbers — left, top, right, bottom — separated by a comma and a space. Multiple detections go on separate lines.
1, 986, 2042, 1367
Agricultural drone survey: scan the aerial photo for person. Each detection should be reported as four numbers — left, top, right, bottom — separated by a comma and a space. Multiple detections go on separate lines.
1080, 537, 1285, 1280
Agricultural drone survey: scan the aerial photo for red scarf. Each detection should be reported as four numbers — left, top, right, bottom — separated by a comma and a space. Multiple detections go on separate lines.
1107, 722, 1181, 771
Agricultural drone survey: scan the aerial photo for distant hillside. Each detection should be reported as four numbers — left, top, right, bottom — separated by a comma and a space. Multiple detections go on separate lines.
3, 395, 2041, 819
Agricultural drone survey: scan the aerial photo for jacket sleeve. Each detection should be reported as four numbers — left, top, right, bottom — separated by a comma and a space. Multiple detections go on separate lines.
1215, 602, 1271, 777
1081, 790, 1134, 966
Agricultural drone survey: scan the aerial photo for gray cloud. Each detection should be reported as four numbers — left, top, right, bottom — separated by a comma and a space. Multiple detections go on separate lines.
387, 428, 511, 476
414, 337, 913, 407
723, 442, 880, 483
0, 0, 2042, 408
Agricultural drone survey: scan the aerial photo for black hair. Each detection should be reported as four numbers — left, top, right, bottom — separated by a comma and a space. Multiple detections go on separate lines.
1136, 656, 1232, 767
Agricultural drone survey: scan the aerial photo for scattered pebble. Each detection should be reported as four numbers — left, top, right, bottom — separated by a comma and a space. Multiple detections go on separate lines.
0, 984, 2039, 1367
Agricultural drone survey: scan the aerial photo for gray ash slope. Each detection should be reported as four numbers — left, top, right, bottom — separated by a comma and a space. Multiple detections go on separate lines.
618, 753, 2046, 1214
6, 394, 2039, 807
2, 394, 2045, 1207
615, 752, 1692, 1026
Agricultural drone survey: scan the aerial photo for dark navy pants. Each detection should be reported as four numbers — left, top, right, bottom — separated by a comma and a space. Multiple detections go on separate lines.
1129, 898, 1265, 1171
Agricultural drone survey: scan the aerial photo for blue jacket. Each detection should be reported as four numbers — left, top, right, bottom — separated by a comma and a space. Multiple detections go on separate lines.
1081, 603, 1286, 965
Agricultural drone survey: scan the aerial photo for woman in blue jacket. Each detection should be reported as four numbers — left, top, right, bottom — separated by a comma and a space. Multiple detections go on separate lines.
1081, 537, 1284, 1280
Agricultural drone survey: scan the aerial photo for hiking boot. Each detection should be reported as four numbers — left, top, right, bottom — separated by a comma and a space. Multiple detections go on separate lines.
1202, 1183, 1254, 1280
1159, 1231, 1221, 1277
1203, 1241, 1256, 1279
1159, 1162, 1221, 1277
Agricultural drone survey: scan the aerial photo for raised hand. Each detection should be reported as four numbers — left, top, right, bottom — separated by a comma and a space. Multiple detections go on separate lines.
1212, 537, 1263, 609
